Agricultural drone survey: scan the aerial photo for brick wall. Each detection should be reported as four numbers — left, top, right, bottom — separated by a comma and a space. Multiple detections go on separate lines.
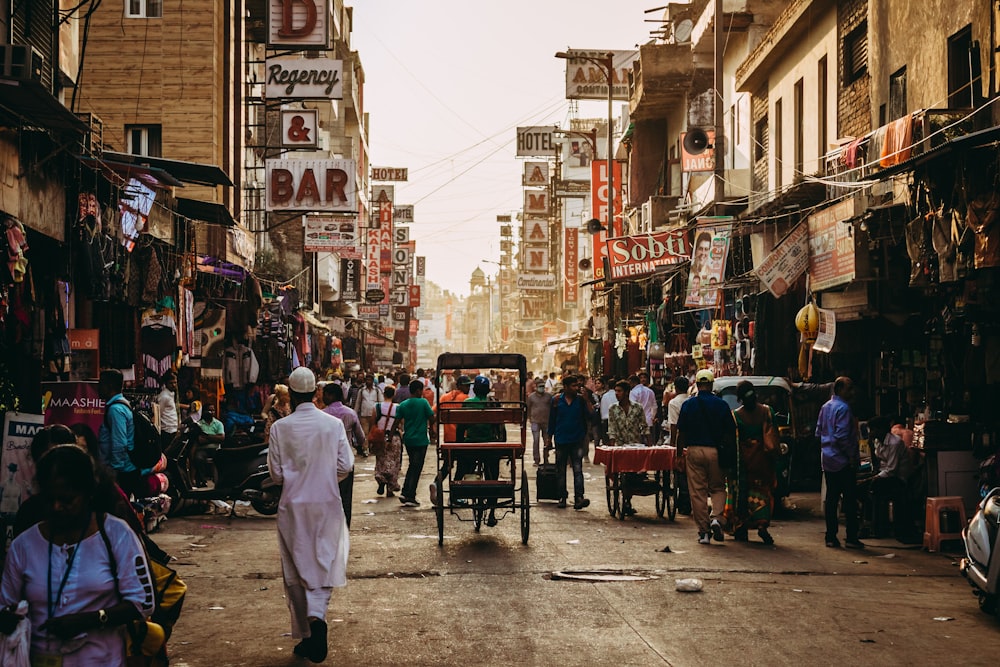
838, 0, 871, 138
751, 88, 769, 200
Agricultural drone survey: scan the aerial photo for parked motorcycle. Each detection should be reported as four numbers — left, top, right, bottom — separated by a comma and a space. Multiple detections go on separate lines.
164, 420, 279, 516
960, 486, 1000, 616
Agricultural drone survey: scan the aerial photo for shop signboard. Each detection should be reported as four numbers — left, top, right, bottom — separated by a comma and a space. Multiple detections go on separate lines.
605, 229, 688, 282
266, 159, 355, 212
339, 258, 361, 302
280, 109, 318, 148
390, 289, 409, 307
516, 126, 557, 157
393, 205, 414, 223
1, 412, 44, 522
591, 159, 623, 280
807, 199, 857, 291
267, 0, 331, 49
365, 288, 385, 303
685, 220, 732, 308
264, 57, 343, 99
371, 167, 408, 181
560, 49, 637, 101
358, 304, 380, 320
812, 307, 837, 353
67, 329, 99, 380
523, 189, 550, 216
394, 226, 409, 245
520, 298, 548, 321
365, 228, 380, 288
42, 381, 103, 436
409, 284, 421, 308
517, 273, 557, 290
416, 256, 426, 277
523, 161, 549, 186
522, 246, 550, 272
304, 214, 357, 251
523, 218, 549, 245
755, 222, 809, 298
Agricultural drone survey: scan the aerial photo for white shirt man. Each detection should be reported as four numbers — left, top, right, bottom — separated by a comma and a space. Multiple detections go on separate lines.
544, 373, 558, 394
353, 378, 383, 434
629, 374, 657, 427
667, 377, 692, 445
268, 367, 355, 662
157, 373, 179, 437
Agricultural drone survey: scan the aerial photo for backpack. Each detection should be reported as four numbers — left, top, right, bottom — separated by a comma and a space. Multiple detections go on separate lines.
107, 398, 163, 470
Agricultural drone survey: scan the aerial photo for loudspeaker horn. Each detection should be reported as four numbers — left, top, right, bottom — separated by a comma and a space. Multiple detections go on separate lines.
578, 257, 592, 271
682, 128, 711, 155
586, 218, 606, 234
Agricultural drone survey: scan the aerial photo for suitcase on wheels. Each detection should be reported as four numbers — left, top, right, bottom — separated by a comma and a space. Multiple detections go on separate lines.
536, 462, 561, 501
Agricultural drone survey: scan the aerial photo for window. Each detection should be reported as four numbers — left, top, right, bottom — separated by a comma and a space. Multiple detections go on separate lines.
754, 117, 767, 164
126, 125, 162, 157
948, 25, 980, 108
793, 79, 804, 177
888, 66, 907, 121
774, 98, 783, 189
126, 0, 162, 18
818, 56, 828, 158
844, 21, 867, 84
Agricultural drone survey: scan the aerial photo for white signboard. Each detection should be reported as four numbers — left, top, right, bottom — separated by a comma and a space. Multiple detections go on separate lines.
523, 189, 549, 216
516, 126, 557, 157
304, 214, 357, 252
371, 167, 408, 181
755, 223, 810, 298
523, 218, 550, 245
523, 245, 550, 272
812, 307, 837, 353
523, 161, 549, 186
393, 246, 412, 266
561, 49, 637, 101
268, 0, 330, 49
266, 159, 356, 212
516, 274, 557, 290
265, 57, 343, 99
394, 205, 414, 223
280, 109, 318, 148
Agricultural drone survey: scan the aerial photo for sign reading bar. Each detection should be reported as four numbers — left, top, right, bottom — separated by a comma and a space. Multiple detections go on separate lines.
605, 229, 689, 281
755, 223, 809, 298
268, 0, 331, 49
516, 126, 557, 157
266, 159, 356, 212
371, 167, 408, 181
265, 57, 343, 99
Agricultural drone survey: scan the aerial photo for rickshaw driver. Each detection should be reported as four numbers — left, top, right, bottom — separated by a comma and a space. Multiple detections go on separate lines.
454, 375, 506, 526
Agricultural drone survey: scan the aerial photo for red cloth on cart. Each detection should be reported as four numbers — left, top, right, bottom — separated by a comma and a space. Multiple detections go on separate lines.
594, 445, 676, 473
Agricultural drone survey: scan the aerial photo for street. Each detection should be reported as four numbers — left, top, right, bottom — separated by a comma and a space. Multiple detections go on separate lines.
155, 458, 996, 667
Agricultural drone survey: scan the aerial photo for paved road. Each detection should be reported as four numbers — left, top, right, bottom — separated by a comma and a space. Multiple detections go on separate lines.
155, 457, 996, 667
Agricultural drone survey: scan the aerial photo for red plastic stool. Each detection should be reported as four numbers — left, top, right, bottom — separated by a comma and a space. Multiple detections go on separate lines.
922, 496, 966, 552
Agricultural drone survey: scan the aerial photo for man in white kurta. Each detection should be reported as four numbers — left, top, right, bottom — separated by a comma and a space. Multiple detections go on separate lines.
268, 366, 355, 663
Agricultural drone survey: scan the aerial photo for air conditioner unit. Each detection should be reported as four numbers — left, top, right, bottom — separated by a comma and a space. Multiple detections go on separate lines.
0, 44, 43, 82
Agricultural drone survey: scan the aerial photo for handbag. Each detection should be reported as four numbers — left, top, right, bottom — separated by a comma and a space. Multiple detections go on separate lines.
368, 403, 397, 456
762, 405, 780, 454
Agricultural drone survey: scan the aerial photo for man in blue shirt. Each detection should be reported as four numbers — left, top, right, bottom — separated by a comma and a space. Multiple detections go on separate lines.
98, 369, 142, 498
676, 369, 736, 545
547, 374, 592, 510
816, 376, 863, 549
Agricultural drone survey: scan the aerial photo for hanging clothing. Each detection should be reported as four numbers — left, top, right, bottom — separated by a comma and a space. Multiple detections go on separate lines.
223, 342, 260, 389
966, 191, 1000, 269
879, 116, 913, 168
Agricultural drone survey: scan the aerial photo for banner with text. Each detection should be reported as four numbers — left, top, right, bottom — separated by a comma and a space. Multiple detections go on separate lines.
591, 159, 623, 281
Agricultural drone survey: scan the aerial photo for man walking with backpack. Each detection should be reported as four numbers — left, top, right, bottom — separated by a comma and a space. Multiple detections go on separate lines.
98, 369, 144, 498
547, 374, 592, 510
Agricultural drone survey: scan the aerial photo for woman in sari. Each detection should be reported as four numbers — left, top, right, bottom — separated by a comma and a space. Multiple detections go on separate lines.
730, 381, 778, 545
373, 386, 402, 496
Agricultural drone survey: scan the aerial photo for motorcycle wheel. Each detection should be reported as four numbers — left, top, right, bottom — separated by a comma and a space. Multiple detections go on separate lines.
251, 490, 280, 515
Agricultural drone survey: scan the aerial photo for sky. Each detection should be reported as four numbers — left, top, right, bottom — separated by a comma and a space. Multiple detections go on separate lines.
350, 1, 663, 297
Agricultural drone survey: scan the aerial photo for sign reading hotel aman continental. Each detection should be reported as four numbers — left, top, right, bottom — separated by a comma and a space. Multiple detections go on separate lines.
268, 0, 330, 49
561, 49, 637, 101
807, 198, 857, 291
266, 159, 356, 212
605, 229, 689, 281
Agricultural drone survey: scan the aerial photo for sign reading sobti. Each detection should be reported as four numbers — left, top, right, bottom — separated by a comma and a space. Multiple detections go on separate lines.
604, 230, 688, 282
266, 159, 356, 212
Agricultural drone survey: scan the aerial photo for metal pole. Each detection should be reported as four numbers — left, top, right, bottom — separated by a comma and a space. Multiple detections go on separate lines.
714, 0, 725, 212
606, 53, 615, 236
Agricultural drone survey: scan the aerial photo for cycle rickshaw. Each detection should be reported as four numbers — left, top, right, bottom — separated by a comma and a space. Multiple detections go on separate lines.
593, 444, 681, 521
432, 353, 530, 546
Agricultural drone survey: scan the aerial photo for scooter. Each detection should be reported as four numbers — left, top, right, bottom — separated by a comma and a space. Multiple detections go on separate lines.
960, 486, 1000, 616
164, 421, 279, 516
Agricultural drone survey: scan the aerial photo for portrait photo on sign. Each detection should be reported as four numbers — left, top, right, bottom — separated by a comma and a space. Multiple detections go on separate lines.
685, 224, 731, 308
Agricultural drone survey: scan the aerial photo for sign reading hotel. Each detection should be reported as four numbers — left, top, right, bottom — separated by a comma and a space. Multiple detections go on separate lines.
756, 222, 809, 298
516, 126, 557, 157
371, 167, 408, 181
807, 198, 857, 291
265, 57, 343, 99
268, 0, 331, 49
266, 159, 356, 212
394, 205, 414, 223
281, 109, 318, 148
605, 230, 688, 281
561, 49, 637, 101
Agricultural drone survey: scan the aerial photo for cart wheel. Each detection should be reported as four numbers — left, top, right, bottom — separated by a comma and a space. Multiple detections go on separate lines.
473, 506, 483, 532
520, 468, 530, 545
667, 469, 678, 521
434, 473, 445, 547
604, 474, 616, 517
614, 474, 625, 521
655, 470, 666, 518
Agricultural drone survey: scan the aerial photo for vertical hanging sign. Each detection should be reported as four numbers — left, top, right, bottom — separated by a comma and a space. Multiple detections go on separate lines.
564, 227, 579, 306
591, 159, 623, 280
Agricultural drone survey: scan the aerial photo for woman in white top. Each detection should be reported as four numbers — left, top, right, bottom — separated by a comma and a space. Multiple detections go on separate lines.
0, 445, 154, 666
373, 386, 402, 496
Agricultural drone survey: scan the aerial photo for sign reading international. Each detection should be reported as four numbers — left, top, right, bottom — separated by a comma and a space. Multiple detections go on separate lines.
604, 230, 689, 281
266, 159, 356, 212
265, 57, 343, 99
268, 0, 331, 49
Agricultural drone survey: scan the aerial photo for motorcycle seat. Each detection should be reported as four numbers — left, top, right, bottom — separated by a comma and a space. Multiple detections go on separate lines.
212, 444, 268, 462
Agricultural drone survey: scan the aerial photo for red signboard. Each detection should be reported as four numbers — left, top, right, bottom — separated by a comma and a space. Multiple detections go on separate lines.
564, 228, 578, 305
605, 230, 689, 282
591, 159, 623, 281
409, 284, 421, 308
807, 199, 857, 291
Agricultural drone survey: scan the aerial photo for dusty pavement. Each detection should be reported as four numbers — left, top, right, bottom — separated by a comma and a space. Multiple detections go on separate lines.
153, 457, 997, 667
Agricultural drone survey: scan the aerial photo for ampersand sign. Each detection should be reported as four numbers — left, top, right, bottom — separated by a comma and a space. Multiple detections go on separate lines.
287, 115, 311, 142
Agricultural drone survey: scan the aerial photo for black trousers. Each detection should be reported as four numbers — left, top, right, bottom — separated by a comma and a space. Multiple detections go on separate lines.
401, 445, 428, 500
824, 466, 859, 542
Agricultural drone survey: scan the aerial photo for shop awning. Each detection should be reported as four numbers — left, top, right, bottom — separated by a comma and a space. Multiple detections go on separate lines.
77, 156, 185, 189
0, 78, 89, 134
176, 197, 236, 226
299, 309, 330, 332
102, 151, 233, 187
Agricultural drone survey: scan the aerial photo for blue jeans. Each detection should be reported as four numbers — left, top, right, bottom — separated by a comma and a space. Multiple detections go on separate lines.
530, 422, 551, 464
554, 438, 587, 500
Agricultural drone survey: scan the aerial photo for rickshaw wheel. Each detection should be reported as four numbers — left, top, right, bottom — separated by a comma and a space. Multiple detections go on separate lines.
434, 473, 445, 547
605, 474, 617, 517
473, 507, 483, 532
614, 476, 625, 521
667, 469, 679, 521
655, 470, 666, 518
520, 468, 530, 545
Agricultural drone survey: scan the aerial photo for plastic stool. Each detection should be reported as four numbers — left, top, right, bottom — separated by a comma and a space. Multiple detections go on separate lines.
923, 496, 967, 552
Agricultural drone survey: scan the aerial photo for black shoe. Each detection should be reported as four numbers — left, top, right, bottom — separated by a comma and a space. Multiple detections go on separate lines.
557, 498, 568, 508
486, 513, 498, 527
306, 619, 328, 663
623, 503, 637, 516
710, 519, 725, 542
758, 528, 775, 546
825, 537, 841, 548
734, 529, 749, 542
293, 640, 310, 657
377, 482, 385, 495
573, 497, 590, 510
844, 539, 865, 550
